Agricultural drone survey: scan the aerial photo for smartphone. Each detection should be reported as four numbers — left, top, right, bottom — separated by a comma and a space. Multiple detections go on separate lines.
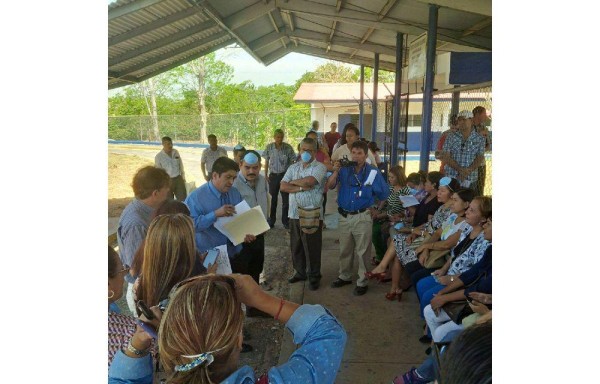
136, 300, 155, 320
136, 319, 158, 339
203, 249, 219, 269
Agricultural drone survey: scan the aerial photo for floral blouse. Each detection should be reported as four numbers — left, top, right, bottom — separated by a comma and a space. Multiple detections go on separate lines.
447, 229, 489, 275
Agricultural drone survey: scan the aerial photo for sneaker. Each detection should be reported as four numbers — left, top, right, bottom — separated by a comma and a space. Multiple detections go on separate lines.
353, 285, 368, 296
392, 367, 429, 384
309, 281, 320, 290
330, 278, 352, 288
283, 222, 290, 230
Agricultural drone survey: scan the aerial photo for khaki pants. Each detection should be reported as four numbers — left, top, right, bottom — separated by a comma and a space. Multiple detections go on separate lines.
338, 210, 372, 287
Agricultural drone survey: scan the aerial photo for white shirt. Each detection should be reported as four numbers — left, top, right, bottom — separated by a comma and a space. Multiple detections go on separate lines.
331, 144, 376, 165
201, 146, 228, 173
155, 149, 185, 179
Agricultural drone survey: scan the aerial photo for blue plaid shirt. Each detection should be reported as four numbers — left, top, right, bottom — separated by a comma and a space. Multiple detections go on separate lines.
264, 142, 296, 174
442, 129, 485, 187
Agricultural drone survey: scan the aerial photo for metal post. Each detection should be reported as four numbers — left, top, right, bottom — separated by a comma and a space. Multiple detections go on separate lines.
371, 53, 379, 142
451, 85, 460, 120
359, 65, 365, 137
392, 33, 404, 167
419, 4, 439, 172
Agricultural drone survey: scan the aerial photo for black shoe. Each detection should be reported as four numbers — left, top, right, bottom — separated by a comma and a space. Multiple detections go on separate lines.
419, 335, 432, 344
330, 278, 352, 288
288, 275, 307, 284
425, 346, 432, 355
283, 222, 289, 230
243, 329, 251, 340
353, 285, 368, 296
419, 335, 431, 344
267, 220, 274, 228
241, 343, 254, 353
246, 307, 271, 318
309, 281, 320, 290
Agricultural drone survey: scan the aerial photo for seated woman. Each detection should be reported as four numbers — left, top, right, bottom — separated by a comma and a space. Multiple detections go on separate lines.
108, 245, 161, 384
415, 196, 492, 318
371, 165, 411, 264
134, 213, 199, 312
158, 274, 348, 384
405, 188, 475, 283
424, 218, 492, 342
366, 175, 459, 301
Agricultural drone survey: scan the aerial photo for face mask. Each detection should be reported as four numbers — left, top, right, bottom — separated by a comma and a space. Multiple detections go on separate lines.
301, 151, 311, 163
409, 188, 420, 195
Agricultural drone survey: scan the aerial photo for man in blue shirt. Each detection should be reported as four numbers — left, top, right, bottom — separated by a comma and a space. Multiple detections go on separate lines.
327, 141, 390, 296
185, 157, 257, 260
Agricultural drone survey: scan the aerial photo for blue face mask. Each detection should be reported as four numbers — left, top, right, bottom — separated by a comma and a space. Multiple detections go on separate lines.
301, 151, 311, 163
409, 188, 418, 195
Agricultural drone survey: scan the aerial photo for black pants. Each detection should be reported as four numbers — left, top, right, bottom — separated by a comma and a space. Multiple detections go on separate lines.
405, 260, 436, 291
289, 219, 322, 282
230, 234, 265, 284
170, 175, 187, 201
268, 172, 289, 226
322, 191, 328, 213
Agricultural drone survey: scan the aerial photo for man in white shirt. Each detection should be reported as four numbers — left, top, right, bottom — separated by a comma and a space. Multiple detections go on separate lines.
201, 134, 228, 181
154, 136, 187, 201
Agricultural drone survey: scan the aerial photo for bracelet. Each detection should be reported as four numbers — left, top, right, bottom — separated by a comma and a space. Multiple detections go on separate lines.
274, 298, 285, 321
126, 339, 150, 356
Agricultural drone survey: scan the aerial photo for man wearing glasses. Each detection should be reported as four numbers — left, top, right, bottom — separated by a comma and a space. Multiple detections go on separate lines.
439, 110, 486, 189
327, 140, 389, 296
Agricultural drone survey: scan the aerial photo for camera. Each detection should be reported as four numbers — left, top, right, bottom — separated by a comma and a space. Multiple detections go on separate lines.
339, 156, 357, 167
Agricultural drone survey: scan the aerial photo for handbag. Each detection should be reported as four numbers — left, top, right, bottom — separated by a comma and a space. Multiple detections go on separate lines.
424, 249, 450, 269
298, 206, 321, 234
441, 300, 473, 324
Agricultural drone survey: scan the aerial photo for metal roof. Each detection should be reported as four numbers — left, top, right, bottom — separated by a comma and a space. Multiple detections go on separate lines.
108, 0, 491, 89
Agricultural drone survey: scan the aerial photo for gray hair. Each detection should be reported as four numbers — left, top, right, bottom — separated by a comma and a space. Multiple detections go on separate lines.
300, 138, 317, 151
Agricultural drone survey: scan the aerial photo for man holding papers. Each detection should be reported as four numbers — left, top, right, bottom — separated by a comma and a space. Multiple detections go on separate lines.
280, 138, 327, 291
232, 150, 269, 286
327, 140, 390, 296
185, 157, 256, 262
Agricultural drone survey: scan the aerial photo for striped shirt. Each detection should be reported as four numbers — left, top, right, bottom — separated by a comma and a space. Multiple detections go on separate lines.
264, 142, 296, 174
282, 160, 327, 219
386, 186, 411, 216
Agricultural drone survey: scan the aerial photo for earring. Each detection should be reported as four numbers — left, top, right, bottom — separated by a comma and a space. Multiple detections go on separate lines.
108, 290, 115, 299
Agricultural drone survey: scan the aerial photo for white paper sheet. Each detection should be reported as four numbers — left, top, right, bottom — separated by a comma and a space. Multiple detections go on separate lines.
222, 206, 271, 246
214, 245, 232, 275
365, 169, 378, 185
399, 194, 420, 208
214, 200, 252, 241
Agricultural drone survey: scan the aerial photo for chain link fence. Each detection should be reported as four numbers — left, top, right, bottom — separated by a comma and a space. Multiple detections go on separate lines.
108, 108, 313, 149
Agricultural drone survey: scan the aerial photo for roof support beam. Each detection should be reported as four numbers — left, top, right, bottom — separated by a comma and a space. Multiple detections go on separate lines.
108, 0, 164, 21
326, 21, 337, 53
109, 7, 202, 46
248, 30, 287, 51
462, 17, 492, 37
223, 1, 277, 30
279, 0, 491, 50
290, 29, 396, 56
115, 33, 232, 77
336, 0, 343, 12
109, 20, 217, 66
200, 2, 266, 64
415, 0, 492, 17
263, 46, 291, 65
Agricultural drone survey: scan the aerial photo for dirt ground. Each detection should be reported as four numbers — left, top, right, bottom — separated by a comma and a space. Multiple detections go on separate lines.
109, 144, 294, 374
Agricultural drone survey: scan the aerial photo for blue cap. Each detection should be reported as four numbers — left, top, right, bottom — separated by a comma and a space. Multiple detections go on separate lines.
243, 152, 259, 165
234, 144, 244, 150
439, 176, 455, 191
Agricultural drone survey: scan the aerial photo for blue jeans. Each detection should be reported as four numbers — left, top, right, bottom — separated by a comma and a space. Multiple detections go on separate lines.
416, 276, 444, 317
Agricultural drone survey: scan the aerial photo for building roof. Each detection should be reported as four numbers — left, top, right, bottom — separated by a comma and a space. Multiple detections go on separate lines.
109, 0, 491, 89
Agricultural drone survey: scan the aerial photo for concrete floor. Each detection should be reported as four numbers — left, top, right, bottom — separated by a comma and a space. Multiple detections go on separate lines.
277, 192, 428, 384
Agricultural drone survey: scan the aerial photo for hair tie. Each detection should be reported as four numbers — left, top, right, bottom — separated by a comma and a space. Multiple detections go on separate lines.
174, 346, 226, 372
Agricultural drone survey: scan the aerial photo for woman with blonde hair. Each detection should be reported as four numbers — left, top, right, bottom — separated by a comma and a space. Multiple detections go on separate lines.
158, 274, 347, 384
134, 213, 198, 312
